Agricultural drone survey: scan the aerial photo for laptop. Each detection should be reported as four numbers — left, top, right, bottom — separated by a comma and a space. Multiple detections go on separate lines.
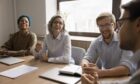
0, 56, 24, 65
39, 68, 81, 84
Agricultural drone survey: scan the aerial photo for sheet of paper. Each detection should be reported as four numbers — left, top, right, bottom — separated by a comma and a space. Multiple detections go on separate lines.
0, 65, 38, 78
0, 57, 24, 65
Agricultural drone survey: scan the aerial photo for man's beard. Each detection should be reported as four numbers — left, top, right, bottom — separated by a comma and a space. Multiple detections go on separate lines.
102, 33, 112, 39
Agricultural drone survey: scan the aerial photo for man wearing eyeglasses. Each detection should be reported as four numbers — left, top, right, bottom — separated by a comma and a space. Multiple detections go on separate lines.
81, 12, 134, 79
81, 0, 140, 84
119, 0, 140, 84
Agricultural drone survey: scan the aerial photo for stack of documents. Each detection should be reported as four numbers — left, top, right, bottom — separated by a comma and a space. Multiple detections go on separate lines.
0, 57, 24, 65
0, 65, 38, 78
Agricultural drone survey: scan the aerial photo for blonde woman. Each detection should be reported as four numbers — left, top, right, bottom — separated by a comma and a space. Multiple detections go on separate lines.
34, 15, 74, 64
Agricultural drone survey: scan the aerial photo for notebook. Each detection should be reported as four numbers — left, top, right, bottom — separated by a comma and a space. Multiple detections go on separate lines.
0, 57, 24, 65
39, 68, 81, 84
0, 65, 38, 78
59, 64, 82, 77
0, 55, 9, 58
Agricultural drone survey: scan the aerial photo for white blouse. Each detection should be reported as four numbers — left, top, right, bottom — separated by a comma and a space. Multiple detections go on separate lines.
34, 31, 74, 64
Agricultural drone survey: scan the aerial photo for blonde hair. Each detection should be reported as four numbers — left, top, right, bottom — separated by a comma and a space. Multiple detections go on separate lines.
96, 12, 116, 25
48, 15, 65, 35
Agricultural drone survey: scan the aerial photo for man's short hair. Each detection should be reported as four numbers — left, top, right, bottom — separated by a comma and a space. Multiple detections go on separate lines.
96, 12, 116, 25
122, 0, 140, 21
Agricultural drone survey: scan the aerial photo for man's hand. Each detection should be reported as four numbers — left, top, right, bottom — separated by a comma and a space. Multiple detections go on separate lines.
82, 63, 100, 76
81, 73, 98, 84
81, 59, 90, 68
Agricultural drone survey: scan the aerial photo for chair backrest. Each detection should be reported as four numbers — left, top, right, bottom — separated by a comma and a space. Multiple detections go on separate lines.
72, 46, 86, 65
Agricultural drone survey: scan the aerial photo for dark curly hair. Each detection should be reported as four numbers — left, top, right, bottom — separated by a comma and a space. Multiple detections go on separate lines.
17, 15, 31, 26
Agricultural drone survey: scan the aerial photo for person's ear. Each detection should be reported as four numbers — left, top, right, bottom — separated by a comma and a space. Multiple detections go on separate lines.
113, 22, 116, 29
136, 17, 140, 33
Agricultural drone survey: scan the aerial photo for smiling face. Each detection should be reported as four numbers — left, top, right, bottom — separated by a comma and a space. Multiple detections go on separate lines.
97, 17, 115, 40
18, 17, 30, 31
52, 17, 64, 35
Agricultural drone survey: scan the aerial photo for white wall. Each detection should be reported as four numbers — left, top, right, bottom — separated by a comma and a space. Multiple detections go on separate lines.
0, 0, 57, 46
15, 0, 46, 37
0, 0, 15, 46
46, 0, 57, 34
46, 0, 57, 23
15, 0, 57, 37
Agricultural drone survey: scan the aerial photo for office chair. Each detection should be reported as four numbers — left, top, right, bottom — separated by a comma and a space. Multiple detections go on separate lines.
72, 46, 86, 65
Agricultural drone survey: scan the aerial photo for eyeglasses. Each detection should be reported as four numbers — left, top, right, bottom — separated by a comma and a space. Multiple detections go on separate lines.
117, 17, 130, 27
98, 23, 113, 29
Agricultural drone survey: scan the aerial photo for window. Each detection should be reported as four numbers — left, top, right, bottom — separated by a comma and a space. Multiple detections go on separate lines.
59, 0, 112, 33
122, 0, 131, 4
120, 0, 132, 16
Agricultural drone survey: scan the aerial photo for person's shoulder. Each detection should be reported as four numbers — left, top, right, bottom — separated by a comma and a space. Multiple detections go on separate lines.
97, 35, 102, 40
89, 35, 102, 46
10, 31, 20, 37
29, 31, 36, 36
62, 31, 69, 36
93, 35, 102, 42
61, 31, 70, 38
28, 31, 37, 39
60, 31, 70, 41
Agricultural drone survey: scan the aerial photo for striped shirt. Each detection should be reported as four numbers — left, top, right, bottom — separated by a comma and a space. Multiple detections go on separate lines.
84, 32, 134, 73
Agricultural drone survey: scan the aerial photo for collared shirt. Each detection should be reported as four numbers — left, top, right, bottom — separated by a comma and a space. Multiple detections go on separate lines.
84, 32, 134, 73
127, 50, 140, 73
1, 31, 37, 55
127, 50, 140, 84
42, 31, 73, 64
